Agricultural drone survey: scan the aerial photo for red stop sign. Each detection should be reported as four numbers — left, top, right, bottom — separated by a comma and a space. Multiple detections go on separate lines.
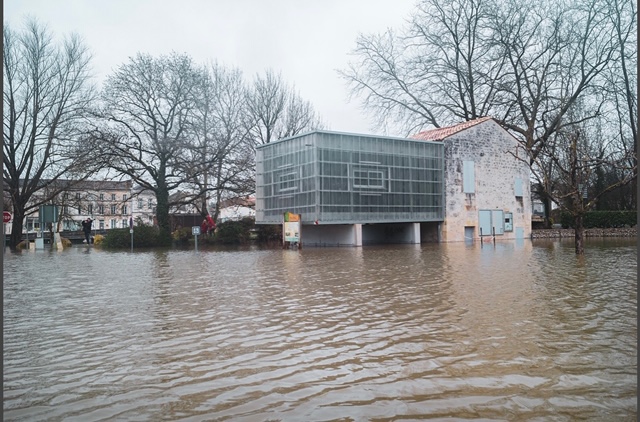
3, 211, 11, 223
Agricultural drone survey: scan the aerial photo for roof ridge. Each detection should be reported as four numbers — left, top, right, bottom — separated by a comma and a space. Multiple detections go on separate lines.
410, 116, 493, 141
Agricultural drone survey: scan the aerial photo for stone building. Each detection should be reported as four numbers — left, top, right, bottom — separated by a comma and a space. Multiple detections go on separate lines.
411, 117, 531, 242
255, 117, 531, 245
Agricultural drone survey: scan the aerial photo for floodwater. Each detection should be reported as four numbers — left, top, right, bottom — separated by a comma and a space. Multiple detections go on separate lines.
3, 238, 637, 421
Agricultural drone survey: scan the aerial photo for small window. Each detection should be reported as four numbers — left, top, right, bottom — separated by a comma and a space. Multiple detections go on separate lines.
99, 193, 104, 201
463, 161, 475, 193
111, 194, 116, 200
352, 165, 386, 190
138, 199, 143, 209
122, 205, 127, 215
99, 220, 105, 230
110, 205, 117, 214
98, 205, 104, 214
75, 192, 81, 199
353, 170, 384, 189
504, 212, 513, 232
88, 204, 93, 214
148, 199, 153, 208
278, 172, 297, 192
110, 220, 116, 229
123, 194, 127, 201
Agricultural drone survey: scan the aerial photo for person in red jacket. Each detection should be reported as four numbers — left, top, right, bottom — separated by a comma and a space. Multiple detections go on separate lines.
206, 214, 216, 233
200, 218, 209, 235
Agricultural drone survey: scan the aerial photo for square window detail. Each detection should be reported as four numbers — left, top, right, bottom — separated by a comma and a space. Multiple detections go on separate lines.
277, 171, 298, 194
352, 165, 387, 190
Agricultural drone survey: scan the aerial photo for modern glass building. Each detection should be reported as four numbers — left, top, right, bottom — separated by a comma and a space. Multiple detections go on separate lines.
256, 131, 444, 225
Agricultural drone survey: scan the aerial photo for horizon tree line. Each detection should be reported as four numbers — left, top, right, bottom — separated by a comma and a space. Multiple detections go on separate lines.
3, 18, 324, 247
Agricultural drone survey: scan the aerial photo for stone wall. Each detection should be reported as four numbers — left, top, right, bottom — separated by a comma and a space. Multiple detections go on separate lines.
442, 119, 531, 242
531, 228, 637, 238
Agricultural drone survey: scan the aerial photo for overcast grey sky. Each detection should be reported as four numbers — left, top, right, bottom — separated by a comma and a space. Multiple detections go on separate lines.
5, 0, 416, 136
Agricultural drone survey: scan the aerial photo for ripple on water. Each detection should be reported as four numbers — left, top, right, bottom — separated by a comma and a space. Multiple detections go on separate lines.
3, 239, 637, 421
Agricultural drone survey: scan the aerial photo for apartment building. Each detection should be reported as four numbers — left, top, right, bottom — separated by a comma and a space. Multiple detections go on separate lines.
12, 180, 158, 234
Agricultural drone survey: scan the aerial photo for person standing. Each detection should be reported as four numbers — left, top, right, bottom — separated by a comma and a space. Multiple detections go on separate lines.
82, 218, 93, 244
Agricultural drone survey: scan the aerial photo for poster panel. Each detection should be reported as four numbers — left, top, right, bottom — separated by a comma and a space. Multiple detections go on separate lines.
283, 212, 301, 243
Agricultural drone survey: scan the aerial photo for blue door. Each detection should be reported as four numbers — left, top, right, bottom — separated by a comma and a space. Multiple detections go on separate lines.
479, 210, 491, 236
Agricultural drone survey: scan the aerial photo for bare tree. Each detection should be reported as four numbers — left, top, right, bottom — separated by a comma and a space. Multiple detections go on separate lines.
341, 0, 634, 242
3, 19, 98, 247
188, 62, 255, 220
603, 0, 637, 206
533, 117, 636, 254
89, 52, 204, 244
340, 0, 504, 134
246, 69, 323, 145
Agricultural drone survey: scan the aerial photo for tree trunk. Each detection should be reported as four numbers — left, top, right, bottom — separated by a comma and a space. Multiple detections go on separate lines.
155, 186, 172, 246
574, 213, 585, 255
9, 205, 26, 248
543, 196, 553, 228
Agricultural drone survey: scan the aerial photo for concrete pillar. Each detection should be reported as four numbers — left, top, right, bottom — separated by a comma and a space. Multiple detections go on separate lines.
354, 224, 362, 246
54, 232, 63, 250
411, 222, 421, 244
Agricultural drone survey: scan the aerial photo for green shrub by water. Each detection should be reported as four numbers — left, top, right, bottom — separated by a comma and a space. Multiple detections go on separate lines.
172, 227, 192, 244
254, 223, 282, 242
214, 217, 254, 244
560, 210, 637, 229
101, 226, 162, 248
101, 217, 284, 248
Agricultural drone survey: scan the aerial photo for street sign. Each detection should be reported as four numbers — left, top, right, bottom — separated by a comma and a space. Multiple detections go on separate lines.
3, 211, 11, 223
192, 226, 201, 236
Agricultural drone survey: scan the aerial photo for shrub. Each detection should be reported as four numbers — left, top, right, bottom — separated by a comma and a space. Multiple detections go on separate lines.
102, 225, 162, 249
560, 210, 637, 229
93, 234, 105, 245
255, 224, 282, 243
172, 227, 192, 244
215, 217, 254, 244
60, 237, 72, 248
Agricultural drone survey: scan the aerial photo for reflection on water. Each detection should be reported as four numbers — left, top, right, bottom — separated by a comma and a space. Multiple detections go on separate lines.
3, 238, 637, 421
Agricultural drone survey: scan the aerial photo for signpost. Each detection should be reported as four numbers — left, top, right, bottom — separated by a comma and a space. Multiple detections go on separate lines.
192, 226, 201, 251
129, 216, 134, 252
3, 211, 10, 251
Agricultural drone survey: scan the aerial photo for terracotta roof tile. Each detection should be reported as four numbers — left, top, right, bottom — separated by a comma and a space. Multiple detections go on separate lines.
410, 116, 493, 141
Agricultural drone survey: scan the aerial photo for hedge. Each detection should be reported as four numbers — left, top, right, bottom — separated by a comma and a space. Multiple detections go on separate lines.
560, 210, 637, 229
101, 225, 163, 248
214, 217, 254, 244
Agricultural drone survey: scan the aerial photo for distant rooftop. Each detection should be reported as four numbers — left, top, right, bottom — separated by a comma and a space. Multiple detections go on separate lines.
410, 116, 493, 141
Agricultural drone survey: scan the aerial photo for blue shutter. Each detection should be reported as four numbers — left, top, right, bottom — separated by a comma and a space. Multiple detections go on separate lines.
514, 178, 523, 197
463, 161, 475, 193
479, 210, 491, 236
492, 210, 504, 235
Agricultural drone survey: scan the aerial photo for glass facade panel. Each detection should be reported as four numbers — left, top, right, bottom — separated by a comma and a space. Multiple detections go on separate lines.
256, 131, 444, 224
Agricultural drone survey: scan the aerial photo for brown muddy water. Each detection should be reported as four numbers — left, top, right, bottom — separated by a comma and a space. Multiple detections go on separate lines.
3, 238, 637, 421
